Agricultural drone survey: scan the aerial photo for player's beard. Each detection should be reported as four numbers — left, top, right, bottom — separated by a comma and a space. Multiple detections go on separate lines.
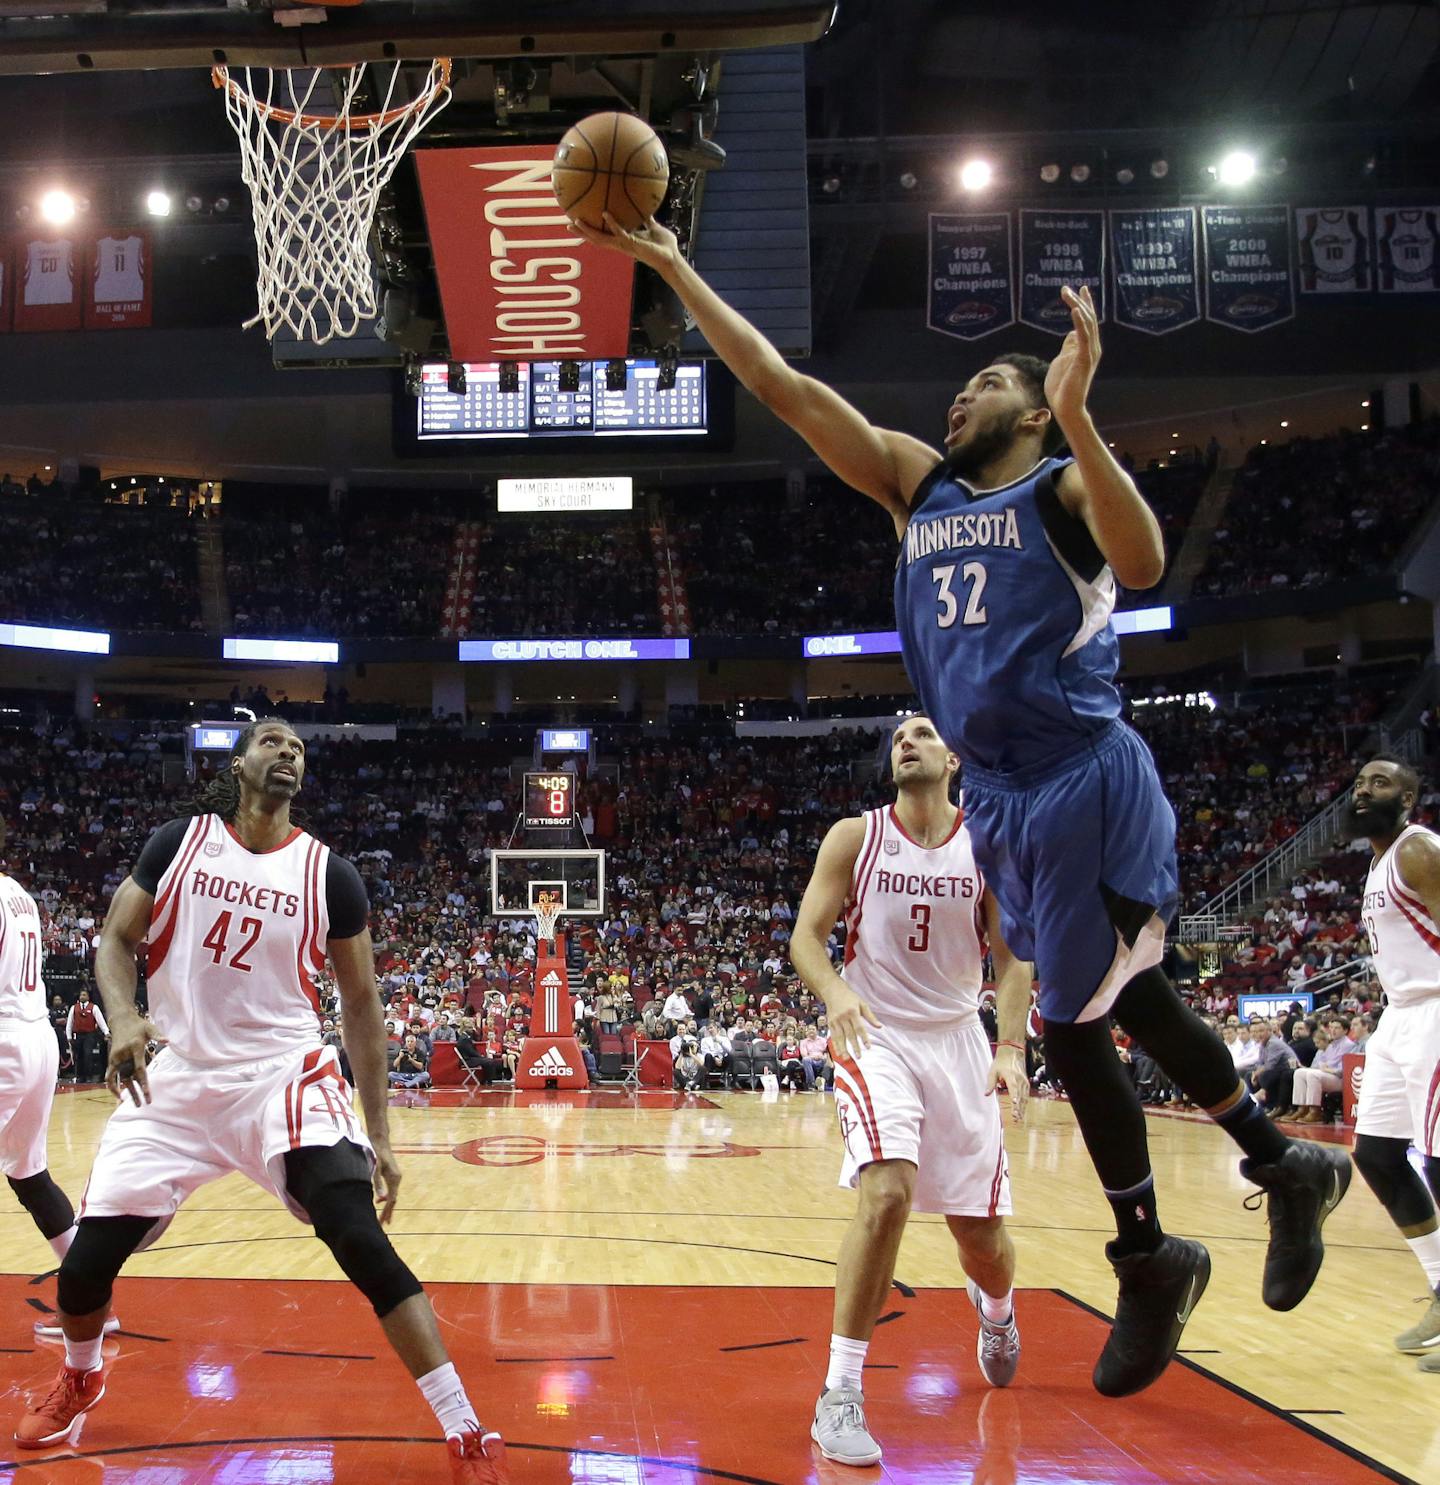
944, 410, 1024, 481
1339, 793, 1405, 841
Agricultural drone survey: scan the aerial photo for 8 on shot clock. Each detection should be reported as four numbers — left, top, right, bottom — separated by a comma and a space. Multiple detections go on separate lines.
524, 771, 575, 830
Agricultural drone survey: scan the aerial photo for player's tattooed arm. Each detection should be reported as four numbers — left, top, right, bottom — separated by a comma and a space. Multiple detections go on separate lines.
94, 876, 161, 1107
791, 817, 880, 1061
1046, 285, 1166, 591
572, 212, 939, 534
1396, 831, 1440, 925
982, 890, 1032, 1125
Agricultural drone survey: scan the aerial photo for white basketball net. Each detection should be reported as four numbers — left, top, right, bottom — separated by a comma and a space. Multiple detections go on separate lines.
214, 59, 452, 345
534, 901, 562, 946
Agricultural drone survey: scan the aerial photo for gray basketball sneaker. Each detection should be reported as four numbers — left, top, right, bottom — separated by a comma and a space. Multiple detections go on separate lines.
968, 1280, 1021, 1387
1396, 1294, 1440, 1354
811, 1386, 882, 1467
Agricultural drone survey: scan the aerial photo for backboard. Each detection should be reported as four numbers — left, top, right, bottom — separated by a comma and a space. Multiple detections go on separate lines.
491, 848, 605, 919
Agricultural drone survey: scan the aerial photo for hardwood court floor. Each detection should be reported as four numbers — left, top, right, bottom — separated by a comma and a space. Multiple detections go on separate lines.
0, 1083, 1433, 1483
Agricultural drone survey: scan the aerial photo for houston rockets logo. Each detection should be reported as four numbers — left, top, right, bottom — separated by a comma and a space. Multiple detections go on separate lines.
451, 1135, 766, 1168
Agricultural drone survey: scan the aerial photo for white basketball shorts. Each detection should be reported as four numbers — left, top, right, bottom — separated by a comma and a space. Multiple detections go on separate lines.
0, 1017, 60, 1180
80, 1042, 374, 1247
831, 1018, 1011, 1217
1354, 999, 1440, 1155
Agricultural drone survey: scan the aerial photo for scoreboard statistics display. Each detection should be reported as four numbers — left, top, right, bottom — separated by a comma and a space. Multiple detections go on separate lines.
524, 771, 576, 830
415, 359, 708, 441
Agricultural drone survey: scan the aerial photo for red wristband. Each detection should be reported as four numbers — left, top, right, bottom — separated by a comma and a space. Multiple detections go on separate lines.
998, 1039, 1023, 1050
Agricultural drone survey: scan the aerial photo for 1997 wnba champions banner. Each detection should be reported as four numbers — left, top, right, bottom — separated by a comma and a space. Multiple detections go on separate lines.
1202, 204, 1296, 332
1019, 210, 1105, 333
1109, 208, 1200, 334
927, 213, 1015, 340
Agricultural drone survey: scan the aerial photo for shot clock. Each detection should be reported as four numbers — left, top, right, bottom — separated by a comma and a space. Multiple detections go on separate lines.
524, 772, 576, 830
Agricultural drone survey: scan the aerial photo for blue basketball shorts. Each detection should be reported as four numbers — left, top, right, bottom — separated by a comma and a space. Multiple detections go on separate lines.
960, 720, 1179, 1025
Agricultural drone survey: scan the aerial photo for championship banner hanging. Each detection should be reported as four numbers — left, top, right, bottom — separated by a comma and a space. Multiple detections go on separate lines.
84, 229, 151, 328
1377, 207, 1440, 293
1019, 210, 1105, 334
1109, 207, 1200, 334
927, 213, 1014, 341
1296, 206, 1371, 294
414, 145, 635, 361
1202, 204, 1295, 333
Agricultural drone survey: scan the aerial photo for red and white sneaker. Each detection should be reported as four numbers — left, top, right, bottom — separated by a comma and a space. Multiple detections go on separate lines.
14, 1364, 105, 1449
447, 1427, 509, 1484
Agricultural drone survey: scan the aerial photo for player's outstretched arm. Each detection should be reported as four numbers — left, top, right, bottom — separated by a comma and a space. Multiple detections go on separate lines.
982, 890, 1033, 1125
330, 927, 400, 1225
94, 876, 160, 1107
1046, 285, 1166, 591
790, 817, 880, 1061
573, 213, 940, 525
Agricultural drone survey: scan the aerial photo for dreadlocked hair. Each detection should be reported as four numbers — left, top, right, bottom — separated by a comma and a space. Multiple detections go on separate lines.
191, 717, 296, 821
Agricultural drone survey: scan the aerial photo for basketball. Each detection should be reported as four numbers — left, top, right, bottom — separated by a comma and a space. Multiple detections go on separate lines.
553, 110, 669, 232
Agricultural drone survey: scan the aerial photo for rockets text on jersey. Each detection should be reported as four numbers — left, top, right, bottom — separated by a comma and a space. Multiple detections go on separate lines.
146, 813, 330, 1063
1362, 823, 1440, 1008
0, 874, 46, 1023
842, 804, 986, 1031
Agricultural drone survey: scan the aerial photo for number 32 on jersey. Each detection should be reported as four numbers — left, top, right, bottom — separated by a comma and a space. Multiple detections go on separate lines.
933, 561, 988, 628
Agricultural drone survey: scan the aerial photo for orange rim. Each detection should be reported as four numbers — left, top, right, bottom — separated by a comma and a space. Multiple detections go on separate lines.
212, 58, 451, 129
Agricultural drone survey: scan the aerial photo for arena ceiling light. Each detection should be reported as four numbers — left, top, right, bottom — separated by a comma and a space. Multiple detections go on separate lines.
1149, 158, 1169, 179
38, 188, 77, 226
145, 189, 172, 218
958, 158, 993, 192
1216, 150, 1257, 187
1039, 162, 1061, 184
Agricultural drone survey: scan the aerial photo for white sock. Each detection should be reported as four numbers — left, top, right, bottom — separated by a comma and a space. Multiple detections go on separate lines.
48, 1225, 76, 1262
64, 1334, 103, 1373
825, 1334, 869, 1393
1404, 1228, 1440, 1291
416, 1361, 479, 1440
979, 1287, 1014, 1324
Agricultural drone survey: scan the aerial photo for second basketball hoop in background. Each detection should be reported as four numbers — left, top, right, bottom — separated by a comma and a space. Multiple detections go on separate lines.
552, 111, 669, 232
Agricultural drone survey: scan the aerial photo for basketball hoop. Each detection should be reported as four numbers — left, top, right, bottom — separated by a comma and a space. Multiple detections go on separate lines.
534, 898, 562, 949
213, 58, 452, 344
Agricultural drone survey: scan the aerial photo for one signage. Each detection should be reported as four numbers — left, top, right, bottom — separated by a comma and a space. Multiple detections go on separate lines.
413, 145, 635, 361
1296, 207, 1372, 294
14, 234, 81, 332
927, 213, 1015, 340
222, 638, 340, 663
458, 637, 690, 662
802, 606, 1171, 659
1239, 991, 1313, 1023
1109, 207, 1201, 334
1202, 204, 1296, 332
0, 622, 109, 655
1376, 207, 1440, 293
84, 229, 152, 328
1019, 210, 1105, 334
541, 728, 591, 752
190, 723, 244, 753
497, 476, 634, 512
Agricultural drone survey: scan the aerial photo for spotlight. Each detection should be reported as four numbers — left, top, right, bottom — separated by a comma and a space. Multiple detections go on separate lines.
658, 345, 678, 391
1280, 419, 1289, 428
820, 175, 841, 195
1039, 162, 1061, 184
898, 170, 918, 191
558, 360, 581, 393
446, 361, 467, 395
185, 194, 204, 213
1149, 159, 1169, 179
212, 194, 231, 213
1069, 163, 1091, 184
1217, 150, 1256, 187
1116, 166, 1135, 185
605, 359, 628, 391
498, 362, 520, 394
1270, 156, 1288, 176
1361, 400, 1370, 408
145, 189, 172, 218
38, 188, 76, 227
958, 158, 992, 192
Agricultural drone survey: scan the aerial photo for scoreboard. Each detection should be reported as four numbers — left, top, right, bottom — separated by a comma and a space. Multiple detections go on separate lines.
415, 359, 708, 442
524, 771, 576, 830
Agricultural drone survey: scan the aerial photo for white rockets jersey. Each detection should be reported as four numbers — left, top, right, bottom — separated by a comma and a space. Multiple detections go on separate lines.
1300, 210, 1365, 291
146, 813, 330, 1063
1363, 824, 1440, 1007
0, 874, 46, 1022
23, 239, 74, 307
93, 234, 144, 304
841, 804, 986, 1031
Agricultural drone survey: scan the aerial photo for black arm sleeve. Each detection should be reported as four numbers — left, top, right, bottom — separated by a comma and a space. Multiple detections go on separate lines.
129, 817, 193, 897
326, 854, 370, 941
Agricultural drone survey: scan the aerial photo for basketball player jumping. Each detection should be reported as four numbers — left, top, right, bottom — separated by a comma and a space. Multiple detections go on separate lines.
580, 212, 1352, 1395
11, 719, 508, 1483
791, 715, 1031, 1467
0, 817, 84, 1279
1344, 755, 1440, 1373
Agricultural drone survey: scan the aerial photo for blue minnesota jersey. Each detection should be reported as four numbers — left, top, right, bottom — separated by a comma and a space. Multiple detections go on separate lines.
894, 455, 1123, 773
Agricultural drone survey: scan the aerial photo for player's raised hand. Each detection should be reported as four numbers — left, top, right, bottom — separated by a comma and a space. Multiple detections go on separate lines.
569, 212, 680, 274
106, 1012, 158, 1107
372, 1137, 402, 1226
1044, 284, 1101, 431
826, 981, 882, 1062
986, 1044, 1030, 1125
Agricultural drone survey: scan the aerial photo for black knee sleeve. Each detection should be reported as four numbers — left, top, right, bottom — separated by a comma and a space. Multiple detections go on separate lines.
1354, 1135, 1438, 1229
285, 1144, 423, 1319
7, 1171, 75, 1240
1042, 1017, 1152, 1192
57, 1216, 154, 1316
1110, 967, 1239, 1108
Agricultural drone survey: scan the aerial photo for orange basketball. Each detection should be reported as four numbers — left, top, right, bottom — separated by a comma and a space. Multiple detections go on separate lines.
553, 111, 669, 232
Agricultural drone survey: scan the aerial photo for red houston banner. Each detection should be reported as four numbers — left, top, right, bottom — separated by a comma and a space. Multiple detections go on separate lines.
414, 145, 635, 361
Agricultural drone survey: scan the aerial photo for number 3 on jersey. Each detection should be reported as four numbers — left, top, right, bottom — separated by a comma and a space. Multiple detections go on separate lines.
933, 561, 988, 628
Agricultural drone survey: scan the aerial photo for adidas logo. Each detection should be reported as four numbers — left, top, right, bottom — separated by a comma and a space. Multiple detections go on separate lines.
541, 971, 563, 988
526, 1047, 574, 1077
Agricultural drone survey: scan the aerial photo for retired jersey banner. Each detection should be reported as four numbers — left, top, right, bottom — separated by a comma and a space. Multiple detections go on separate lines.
13, 234, 81, 332
1377, 207, 1440, 293
1296, 207, 1371, 294
1109, 208, 1200, 334
85, 230, 151, 328
0, 243, 11, 333
414, 145, 635, 361
1203, 204, 1295, 333
1019, 210, 1105, 334
927, 213, 1014, 341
